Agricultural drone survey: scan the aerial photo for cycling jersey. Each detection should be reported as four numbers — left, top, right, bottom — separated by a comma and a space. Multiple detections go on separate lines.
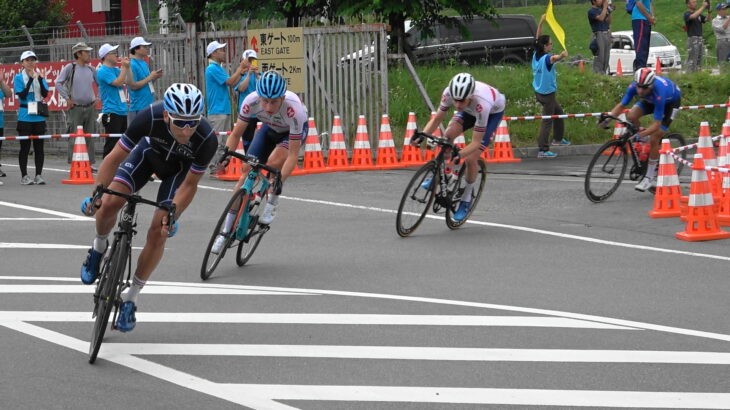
238, 90, 308, 140
438, 81, 506, 134
620, 76, 682, 122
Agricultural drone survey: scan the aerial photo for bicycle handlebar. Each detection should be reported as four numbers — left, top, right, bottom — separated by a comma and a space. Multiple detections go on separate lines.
412, 131, 458, 152
599, 113, 639, 135
92, 185, 177, 226
222, 148, 283, 180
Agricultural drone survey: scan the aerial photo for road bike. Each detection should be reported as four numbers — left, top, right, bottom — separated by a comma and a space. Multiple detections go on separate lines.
396, 131, 486, 237
585, 114, 687, 203
88, 185, 176, 364
201, 149, 281, 280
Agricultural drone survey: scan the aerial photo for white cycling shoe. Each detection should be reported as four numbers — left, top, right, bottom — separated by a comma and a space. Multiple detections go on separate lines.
635, 177, 656, 192
260, 202, 278, 225
211, 234, 226, 254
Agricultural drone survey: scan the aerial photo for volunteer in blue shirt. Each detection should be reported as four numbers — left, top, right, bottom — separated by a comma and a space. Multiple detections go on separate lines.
126, 37, 162, 122
532, 14, 570, 159
235, 49, 260, 150
0, 71, 12, 180
96, 43, 130, 157
14, 50, 49, 185
602, 68, 682, 192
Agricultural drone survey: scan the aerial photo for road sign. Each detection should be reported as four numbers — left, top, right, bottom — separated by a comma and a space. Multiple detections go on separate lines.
248, 27, 305, 93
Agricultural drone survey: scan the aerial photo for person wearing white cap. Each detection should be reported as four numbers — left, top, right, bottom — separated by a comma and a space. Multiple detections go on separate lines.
126, 36, 163, 122
205, 40, 248, 174
57, 42, 99, 166
0, 66, 13, 181
713, 2, 730, 64
97, 43, 131, 157
14, 50, 49, 185
235, 49, 260, 152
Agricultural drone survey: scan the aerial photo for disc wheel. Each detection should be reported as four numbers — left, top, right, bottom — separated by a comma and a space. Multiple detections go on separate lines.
445, 159, 487, 229
396, 162, 438, 237
585, 140, 629, 203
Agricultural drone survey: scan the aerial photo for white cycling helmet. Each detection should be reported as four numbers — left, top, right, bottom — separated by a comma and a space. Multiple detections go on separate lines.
163, 83, 204, 116
449, 73, 476, 101
633, 67, 656, 88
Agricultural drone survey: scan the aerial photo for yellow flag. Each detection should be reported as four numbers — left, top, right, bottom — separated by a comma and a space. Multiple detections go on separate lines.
545, 0, 567, 51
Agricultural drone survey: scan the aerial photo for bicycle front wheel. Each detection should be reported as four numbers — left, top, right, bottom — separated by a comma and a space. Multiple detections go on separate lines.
446, 159, 487, 229
89, 236, 128, 364
396, 161, 438, 237
585, 140, 629, 203
236, 190, 268, 266
201, 188, 248, 280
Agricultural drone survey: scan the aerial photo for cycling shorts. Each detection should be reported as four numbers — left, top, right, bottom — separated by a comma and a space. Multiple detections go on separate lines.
635, 97, 681, 131
450, 110, 504, 150
112, 137, 191, 206
247, 121, 308, 162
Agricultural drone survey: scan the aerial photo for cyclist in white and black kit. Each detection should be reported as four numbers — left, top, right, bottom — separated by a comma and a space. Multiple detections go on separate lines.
418, 73, 506, 221
210, 70, 307, 254
79, 83, 217, 332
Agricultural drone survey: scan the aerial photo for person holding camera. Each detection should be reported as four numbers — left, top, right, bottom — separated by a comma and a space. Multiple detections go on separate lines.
685, 0, 712, 72
126, 37, 163, 122
588, 0, 613, 75
14, 51, 49, 185
712, 3, 730, 66
97, 43, 130, 158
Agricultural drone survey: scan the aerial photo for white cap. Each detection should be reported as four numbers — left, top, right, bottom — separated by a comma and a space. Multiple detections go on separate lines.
20, 50, 37, 61
129, 36, 152, 50
242, 49, 258, 60
98, 43, 119, 59
206, 41, 227, 57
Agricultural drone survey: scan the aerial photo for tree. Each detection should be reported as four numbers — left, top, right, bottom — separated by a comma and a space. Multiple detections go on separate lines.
0, 0, 70, 29
162, 0, 208, 28
206, 0, 333, 27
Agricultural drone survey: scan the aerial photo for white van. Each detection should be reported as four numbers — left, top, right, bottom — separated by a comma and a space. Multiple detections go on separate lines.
608, 30, 682, 75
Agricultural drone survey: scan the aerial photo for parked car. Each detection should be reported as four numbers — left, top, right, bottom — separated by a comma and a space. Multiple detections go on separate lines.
608, 30, 682, 75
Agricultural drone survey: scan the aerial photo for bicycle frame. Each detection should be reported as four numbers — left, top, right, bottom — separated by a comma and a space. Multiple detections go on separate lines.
234, 169, 271, 241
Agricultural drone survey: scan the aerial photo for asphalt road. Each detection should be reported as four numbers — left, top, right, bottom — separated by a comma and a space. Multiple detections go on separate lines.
1, 156, 729, 409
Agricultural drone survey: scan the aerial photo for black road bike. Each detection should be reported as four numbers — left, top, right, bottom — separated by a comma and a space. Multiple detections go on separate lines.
88, 186, 176, 364
585, 114, 687, 203
396, 131, 487, 237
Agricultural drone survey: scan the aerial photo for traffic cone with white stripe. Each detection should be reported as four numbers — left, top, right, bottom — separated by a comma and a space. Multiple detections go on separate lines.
423, 112, 440, 161
293, 117, 328, 175
399, 112, 423, 166
725, 98, 730, 122
716, 137, 730, 225
648, 139, 682, 218
62, 126, 95, 184
696, 121, 722, 200
375, 114, 400, 169
676, 154, 730, 241
326, 115, 349, 170
350, 115, 374, 170
604, 119, 626, 155
487, 120, 520, 163
217, 138, 245, 181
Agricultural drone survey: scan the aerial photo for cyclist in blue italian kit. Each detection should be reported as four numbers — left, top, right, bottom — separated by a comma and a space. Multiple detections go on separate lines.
602, 67, 682, 192
79, 83, 217, 332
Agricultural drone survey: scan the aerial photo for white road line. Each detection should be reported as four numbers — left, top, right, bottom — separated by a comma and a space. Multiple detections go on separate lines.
0, 218, 91, 221
0, 243, 132, 250
0, 285, 314, 296
105, 343, 730, 365
0, 311, 634, 329
217, 384, 730, 408
0, 200, 91, 220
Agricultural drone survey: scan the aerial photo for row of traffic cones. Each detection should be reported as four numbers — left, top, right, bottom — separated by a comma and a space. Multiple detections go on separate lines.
614, 57, 662, 77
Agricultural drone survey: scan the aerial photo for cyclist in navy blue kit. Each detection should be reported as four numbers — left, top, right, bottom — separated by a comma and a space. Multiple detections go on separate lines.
602, 68, 681, 192
79, 83, 217, 332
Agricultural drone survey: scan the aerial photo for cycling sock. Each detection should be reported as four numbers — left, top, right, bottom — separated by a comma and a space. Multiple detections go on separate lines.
93, 235, 108, 253
268, 194, 280, 206
645, 159, 659, 180
222, 211, 236, 234
124, 275, 146, 303
462, 181, 477, 203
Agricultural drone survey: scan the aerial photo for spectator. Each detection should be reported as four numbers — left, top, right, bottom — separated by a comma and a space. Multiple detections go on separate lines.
588, 0, 613, 75
685, 0, 712, 72
14, 51, 49, 185
205, 40, 247, 172
533, 14, 570, 159
235, 49, 260, 151
57, 42, 98, 166
96, 43, 130, 158
0, 69, 12, 180
632, 0, 656, 71
712, 3, 730, 65
126, 36, 162, 122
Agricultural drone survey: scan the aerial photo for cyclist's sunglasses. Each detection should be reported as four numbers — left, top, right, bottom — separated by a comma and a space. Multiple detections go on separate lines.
170, 116, 201, 129
637, 85, 652, 90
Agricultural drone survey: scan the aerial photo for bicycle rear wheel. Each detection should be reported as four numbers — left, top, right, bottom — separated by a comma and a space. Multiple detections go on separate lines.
585, 140, 629, 203
201, 189, 247, 280
446, 159, 487, 229
236, 190, 268, 266
396, 161, 438, 237
89, 236, 128, 364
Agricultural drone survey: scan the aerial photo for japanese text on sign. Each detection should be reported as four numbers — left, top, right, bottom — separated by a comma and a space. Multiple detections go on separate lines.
248, 27, 305, 93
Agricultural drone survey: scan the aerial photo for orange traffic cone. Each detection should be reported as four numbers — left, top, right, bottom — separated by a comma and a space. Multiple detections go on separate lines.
578, 60, 585, 73
654, 57, 662, 75
294, 117, 328, 175
350, 115, 374, 170
399, 112, 423, 166
375, 114, 400, 169
616, 59, 623, 77
326, 115, 349, 170
726, 98, 730, 122
604, 119, 626, 155
696, 121, 722, 200
723, 120, 730, 138
487, 120, 521, 163
423, 111, 440, 161
217, 139, 245, 181
648, 139, 682, 218
716, 137, 730, 225
676, 154, 730, 241
62, 127, 95, 185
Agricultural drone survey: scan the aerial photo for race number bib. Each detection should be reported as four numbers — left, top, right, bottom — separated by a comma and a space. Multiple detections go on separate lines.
118, 88, 127, 103
27, 101, 38, 115
148, 82, 155, 94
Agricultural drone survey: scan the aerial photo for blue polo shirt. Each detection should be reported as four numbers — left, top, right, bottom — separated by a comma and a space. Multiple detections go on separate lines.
588, 7, 610, 32
237, 72, 257, 112
532, 53, 557, 95
631, 0, 652, 21
205, 61, 231, 115
14, 73, 48, 123
129, 57, 154, 112
97, 65, 128, 116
